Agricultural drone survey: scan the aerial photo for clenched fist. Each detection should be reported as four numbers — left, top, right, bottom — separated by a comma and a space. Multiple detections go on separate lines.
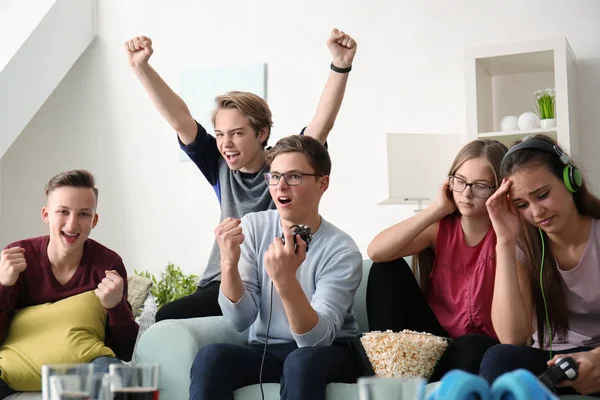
215, 218, 245, 269
327, 28, 358, 69
94, 270, 124, 309
0, 247, 27, 287
124, 35, 154, 68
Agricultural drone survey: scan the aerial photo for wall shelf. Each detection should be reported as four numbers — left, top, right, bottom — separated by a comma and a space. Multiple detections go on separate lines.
465, 37, 578, 155
478, 128, 558, 147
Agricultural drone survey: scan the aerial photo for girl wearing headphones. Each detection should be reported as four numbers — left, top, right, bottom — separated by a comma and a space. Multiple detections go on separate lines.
480, 134, 600, 396
366, 139, 507, 381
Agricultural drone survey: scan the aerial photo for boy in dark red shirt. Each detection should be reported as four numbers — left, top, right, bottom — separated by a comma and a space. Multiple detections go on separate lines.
0, 170, 138, 398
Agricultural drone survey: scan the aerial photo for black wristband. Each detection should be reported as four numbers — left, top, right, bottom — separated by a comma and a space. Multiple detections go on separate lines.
330, 62, 352, 73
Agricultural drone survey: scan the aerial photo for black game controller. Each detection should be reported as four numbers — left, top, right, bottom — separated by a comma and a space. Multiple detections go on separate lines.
281, 224, 313, 252
538, 356, 579, 393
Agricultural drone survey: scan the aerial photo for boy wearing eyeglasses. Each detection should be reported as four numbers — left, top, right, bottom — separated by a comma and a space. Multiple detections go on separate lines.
125, 29, 358, 321
189, 135, 366, 400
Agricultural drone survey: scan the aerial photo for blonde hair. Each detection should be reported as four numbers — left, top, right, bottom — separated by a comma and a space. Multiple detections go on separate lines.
211, 91, 273, 148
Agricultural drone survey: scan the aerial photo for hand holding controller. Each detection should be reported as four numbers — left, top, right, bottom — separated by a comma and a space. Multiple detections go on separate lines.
281, 225, 313, 252
538, 356, 579, 393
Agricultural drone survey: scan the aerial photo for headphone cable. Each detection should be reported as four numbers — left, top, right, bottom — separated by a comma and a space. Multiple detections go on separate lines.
259, 281, 274, 400
539, 228, 553, 359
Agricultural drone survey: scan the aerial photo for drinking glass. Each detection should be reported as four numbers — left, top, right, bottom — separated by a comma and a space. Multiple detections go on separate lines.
109, 364, 160, 400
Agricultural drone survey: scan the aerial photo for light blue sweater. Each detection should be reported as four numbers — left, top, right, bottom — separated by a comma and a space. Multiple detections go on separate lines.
218, 210, 362, 347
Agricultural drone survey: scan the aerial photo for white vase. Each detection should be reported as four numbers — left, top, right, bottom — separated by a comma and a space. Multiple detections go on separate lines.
518, 112, 541, 130
500, 115, 519, 132
540, 118, 557, 129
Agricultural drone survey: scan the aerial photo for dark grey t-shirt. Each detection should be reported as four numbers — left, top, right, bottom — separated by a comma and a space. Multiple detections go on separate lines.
179, 122, 279, 285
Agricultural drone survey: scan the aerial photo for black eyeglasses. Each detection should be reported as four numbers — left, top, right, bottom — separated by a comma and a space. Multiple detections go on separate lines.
448, 176, 495, 198
264, 172, 323, 186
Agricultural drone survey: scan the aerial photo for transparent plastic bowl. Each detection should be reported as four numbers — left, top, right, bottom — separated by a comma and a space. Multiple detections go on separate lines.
360, 330, 450, 379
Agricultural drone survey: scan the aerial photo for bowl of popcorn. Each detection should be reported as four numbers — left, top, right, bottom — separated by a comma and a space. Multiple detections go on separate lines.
360, 329, 449, 379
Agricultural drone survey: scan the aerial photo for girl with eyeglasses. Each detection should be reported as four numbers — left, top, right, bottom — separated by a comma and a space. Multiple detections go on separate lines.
366, 139, 507, 381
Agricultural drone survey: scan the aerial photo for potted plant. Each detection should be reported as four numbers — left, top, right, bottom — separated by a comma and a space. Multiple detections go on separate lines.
135, 263, 198, 309
534, 88, 556, 129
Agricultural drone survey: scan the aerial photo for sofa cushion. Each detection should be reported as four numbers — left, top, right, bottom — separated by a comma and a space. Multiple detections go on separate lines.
354, 261, 371, 333
0, 291, 115, 390
127, 275, 153, 317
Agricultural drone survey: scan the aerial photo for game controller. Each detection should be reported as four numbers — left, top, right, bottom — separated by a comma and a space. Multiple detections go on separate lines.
281, 224, 313, 252
538, 356, 579, 393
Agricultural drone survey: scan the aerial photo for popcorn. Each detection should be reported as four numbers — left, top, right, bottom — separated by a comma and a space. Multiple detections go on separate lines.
360, 329, 448, 379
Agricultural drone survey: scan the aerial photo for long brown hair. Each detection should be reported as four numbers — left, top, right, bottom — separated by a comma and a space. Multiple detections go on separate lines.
500, 134, 600, 348
412, 139, 508, 293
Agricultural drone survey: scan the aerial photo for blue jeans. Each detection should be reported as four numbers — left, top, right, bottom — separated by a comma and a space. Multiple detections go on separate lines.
0, 357, 122, 400
90, 356, 123, 373
190, 339, 366, 400
479, 344, 600, 397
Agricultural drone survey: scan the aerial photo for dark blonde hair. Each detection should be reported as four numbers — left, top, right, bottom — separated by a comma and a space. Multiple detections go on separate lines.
500, 134, 600, 348
45, 170, 98, 202
266, 135, 331, 176
412, 139, 508, 292
211, 91, 273, 148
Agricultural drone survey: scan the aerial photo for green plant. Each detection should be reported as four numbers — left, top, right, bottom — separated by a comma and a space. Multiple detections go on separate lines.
135, 263, 198, 309
534, 88, 556, 119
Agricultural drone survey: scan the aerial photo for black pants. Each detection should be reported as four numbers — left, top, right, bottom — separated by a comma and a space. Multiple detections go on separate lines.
0, 379, 15, 399
480, 344, 600, 397
366, 259, 498, 381
155, 280, 222, 322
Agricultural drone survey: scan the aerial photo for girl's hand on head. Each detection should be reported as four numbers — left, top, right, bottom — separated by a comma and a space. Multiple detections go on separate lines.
432, 179, 457, 218
486, 179, 521, 244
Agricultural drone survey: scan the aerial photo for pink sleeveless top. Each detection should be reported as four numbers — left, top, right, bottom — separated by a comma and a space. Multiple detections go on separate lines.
427, 215, 498, 339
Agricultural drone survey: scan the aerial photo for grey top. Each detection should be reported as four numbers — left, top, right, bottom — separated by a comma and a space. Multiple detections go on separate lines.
178, 122, 276, 286
218, 210, 363, 347
200, 157, 274, 285
527, 218, 600, 350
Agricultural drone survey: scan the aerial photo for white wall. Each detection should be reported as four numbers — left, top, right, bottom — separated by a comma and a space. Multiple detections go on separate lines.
0, 0, 96, 163
2, 0, 599, 276
0, 0, 54, 70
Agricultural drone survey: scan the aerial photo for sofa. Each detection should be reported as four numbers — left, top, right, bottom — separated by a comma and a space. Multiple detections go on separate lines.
135, 259, 595, 400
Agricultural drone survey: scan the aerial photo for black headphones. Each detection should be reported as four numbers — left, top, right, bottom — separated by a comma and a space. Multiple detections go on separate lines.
501, 139, 582, 193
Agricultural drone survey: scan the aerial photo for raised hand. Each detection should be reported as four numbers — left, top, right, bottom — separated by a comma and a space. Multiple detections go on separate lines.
215, 218, 245, 269
327, 28, 357, 69
124, 35, 154, 68
95, 270, 124, 309
0, 247, 26, 287
432, 179, 457, 217
264, 228, 307, 284
486, 178, 521, 244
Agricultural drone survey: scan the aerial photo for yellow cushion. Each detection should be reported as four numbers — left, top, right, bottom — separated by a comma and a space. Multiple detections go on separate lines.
0, 290, 115, 390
